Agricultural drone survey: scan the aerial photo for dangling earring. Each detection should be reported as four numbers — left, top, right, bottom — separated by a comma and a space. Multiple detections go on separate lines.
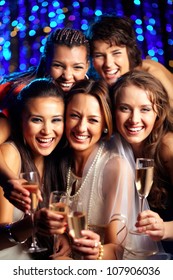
85, 74, 89, 80
23, 137, 27, 145
103, 128, 108, 134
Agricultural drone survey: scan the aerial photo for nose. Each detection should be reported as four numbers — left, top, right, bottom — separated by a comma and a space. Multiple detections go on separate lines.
104, 55, 113, 68
129, 110, 140, 123
41, 121, 51, 134
76, 118, 87, 132
62, 68, 73, 80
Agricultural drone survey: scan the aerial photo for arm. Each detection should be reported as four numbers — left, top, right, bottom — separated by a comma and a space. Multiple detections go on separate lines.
0, 142, 21, 223
0, 147, 32, 212
136, 133, 173, 240
140, 59, 173, 108
0, 116, 11, 145
0, 215, 32, 250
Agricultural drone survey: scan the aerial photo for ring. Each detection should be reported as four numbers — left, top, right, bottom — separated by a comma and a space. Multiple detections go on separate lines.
93, 241, 101, 248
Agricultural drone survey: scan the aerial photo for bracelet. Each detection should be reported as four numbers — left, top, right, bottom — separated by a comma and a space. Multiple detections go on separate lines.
4, 224, 27, 244
97, 243, 104, 260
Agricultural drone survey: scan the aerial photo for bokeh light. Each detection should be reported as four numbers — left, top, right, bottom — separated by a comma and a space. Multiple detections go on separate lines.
0, 0, 173, 81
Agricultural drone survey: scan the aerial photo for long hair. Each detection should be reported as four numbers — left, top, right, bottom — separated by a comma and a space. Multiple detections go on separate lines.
112, 70, 173, 208
9, 77, 65, 207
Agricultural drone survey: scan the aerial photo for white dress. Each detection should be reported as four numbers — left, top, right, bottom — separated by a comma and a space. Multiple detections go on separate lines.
61, 138, 164, 259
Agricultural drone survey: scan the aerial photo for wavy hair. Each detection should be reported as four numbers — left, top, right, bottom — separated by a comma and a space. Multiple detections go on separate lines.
87, 14, 142, 76
112, 70, 173, 208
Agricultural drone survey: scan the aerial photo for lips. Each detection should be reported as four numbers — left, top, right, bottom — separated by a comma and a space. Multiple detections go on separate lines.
72, 132, 89, 141
126, 126, 144, 133
36, 137, 54, 146
104, 69, 119, 76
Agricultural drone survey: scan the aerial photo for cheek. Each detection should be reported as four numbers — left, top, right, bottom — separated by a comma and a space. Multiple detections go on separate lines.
50, 68, 61, 79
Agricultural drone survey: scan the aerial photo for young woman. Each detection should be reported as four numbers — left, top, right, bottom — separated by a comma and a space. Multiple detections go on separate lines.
87, 14, 173, 107
0, 27, 90, 144
0, 27, 90, 208
0, 78, 68, 259
53, 78, 137, 260
112, 69, 173, 256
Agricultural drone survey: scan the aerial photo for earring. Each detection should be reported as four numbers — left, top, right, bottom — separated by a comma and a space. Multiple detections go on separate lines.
85, 74, 89, 80
103, 128, 108, 134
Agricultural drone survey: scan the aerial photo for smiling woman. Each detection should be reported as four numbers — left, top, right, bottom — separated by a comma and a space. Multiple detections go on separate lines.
111, 70, 173, 256
0, 78, 67, 259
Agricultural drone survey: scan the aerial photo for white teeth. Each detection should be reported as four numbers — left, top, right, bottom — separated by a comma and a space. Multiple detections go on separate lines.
106, 69, 118, 75
38, 138, 52, 143
128, 127, 143, 132
75, 135, 88, 140
61, 83, 72, 88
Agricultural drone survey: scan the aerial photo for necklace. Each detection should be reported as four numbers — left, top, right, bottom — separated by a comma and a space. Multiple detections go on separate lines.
66, 142, 105, 199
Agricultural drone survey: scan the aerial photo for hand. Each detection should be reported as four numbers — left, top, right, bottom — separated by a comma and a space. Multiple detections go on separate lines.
3, 179, 32, 212
135, 209, 165, 241
50, 233, 72, 259
35, 208, 67, 236
72, 230, 101, 260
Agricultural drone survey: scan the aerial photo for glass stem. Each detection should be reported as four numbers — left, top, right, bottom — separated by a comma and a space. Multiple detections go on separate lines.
31, 210, 37, 247
53, 234, 59, 254
140, 197, 144, 213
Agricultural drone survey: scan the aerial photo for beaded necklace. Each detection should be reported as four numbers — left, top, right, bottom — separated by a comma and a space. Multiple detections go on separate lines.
66, 142, 104, 198
66, 143, 105, 225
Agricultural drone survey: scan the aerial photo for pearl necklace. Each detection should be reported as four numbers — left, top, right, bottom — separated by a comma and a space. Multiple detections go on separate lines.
66, 142, 105, 199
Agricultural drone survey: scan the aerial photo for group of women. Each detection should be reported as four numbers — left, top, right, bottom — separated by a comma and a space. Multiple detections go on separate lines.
0, 14, 173, 260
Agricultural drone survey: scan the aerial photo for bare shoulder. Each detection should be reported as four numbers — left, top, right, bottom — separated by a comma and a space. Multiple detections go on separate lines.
160, 132, 173, 162
141, 59, 173, 78
0, 142, 21, 174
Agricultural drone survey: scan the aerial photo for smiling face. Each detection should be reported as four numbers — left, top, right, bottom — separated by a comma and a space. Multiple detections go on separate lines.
115, 84, 158, 154
65, 93, 105, 156
92, 40, 130, 86
22, 96, 64, 158
49, 45, 89, 92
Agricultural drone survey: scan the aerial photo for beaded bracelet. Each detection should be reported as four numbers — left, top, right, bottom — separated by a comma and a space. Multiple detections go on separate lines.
97, 243, 104, 260
4, 224, 27, 244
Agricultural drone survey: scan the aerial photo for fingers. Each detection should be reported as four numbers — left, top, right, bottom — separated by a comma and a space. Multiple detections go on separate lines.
36, 209, 67, 236
72, 230, 101, 260
135, 211, 164, 240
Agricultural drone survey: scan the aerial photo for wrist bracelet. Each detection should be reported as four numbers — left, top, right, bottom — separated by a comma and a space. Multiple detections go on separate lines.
4, 224, 27, 244
97, 243, 104, 260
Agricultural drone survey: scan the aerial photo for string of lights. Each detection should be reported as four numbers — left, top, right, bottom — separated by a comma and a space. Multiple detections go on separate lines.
0, 0, 173, 80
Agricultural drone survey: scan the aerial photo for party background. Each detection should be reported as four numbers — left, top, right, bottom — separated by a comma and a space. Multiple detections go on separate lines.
0, 0, 173, 80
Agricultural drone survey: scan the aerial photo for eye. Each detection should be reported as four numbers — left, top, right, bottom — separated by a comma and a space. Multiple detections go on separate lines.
141, 107, 152, 112
119, 105, 130, 112
74, 66, 85, 70
52, 117, 64, 123
93, 53, 104, 58
112, 50, 122, 56
30, 117, 42, 123
89, 118, 99, 123
52, 63, 63, 68
70, 113, 80, 119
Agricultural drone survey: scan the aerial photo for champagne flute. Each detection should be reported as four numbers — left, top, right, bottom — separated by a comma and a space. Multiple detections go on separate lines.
20, 171, 47, 253
49, 191, 68, 254
67, 199, 87, 239
130, 158, 154, 235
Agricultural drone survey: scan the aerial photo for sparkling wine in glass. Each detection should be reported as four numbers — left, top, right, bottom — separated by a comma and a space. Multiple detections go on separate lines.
130, 158, 154, 235
20, 171, 47, 253
67, 200, 87, 239
49, 191, 68, 254
136, 158, 154, 212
